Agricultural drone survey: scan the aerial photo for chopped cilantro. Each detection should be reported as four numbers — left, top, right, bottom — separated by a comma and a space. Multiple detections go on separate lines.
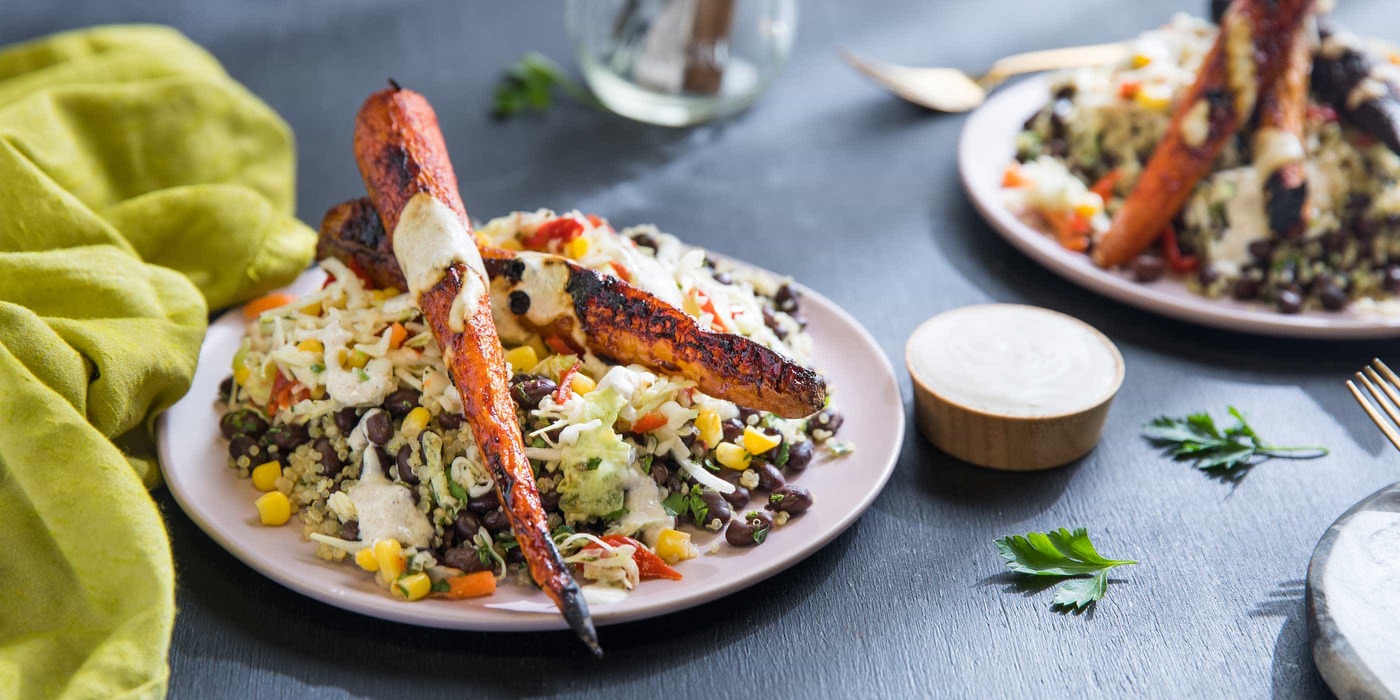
641, 452, 654, 475
774, 440, 791, 468
430, 579, 450, 594
354, 367, 369, 382
584, 456, 603, 471
602, 507, 630, 522
662, 492, 687, 516
551, 524, 575, 540
446, 479, 469, 503
310, 363, 325, 374
770, 493, 785, 504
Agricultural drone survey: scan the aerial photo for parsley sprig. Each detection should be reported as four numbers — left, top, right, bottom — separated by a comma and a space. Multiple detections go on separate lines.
492, 52, 598, 119
1143, 407, 1327, 472
994, 528, 1137, 610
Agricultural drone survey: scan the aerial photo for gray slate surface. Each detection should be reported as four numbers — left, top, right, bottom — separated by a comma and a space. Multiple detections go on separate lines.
6, 1, 1400, 697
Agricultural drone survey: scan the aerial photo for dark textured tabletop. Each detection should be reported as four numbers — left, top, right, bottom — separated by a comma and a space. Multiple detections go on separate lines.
9, 1, 1400, 697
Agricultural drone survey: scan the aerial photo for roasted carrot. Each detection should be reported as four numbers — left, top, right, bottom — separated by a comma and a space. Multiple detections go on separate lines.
629, 412, 669, 434
387, 322, 408, 349
1093, 0, 1317, 268
243, 292, 298, 319
1255, 23, 1312, 239
352, 85, 600, 656
443, 570, 497, 599
318, 197, 829, 418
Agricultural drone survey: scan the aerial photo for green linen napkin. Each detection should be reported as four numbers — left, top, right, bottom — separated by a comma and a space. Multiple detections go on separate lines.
0, 25, 316, 699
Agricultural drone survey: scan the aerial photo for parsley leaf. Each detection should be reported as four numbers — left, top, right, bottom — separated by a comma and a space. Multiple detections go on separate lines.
430, 579, 451, 594
994, 528, 1136, 610
446, 479, 469, 503
661, 492, 687, 517
492, 52, 598, 119
1143, 406, 1328, 472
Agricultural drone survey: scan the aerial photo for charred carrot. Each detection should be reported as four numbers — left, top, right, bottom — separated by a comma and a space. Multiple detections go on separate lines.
243, 292, 298, 319
352, 84, 600, 656
1093, 0, 1316, 268
1255, 23, 1312, 238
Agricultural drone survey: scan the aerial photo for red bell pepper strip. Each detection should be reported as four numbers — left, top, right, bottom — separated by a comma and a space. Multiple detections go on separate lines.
584, 535, 682, 581
629, 412, 668, 434
522, 217, 584, 251
1160, 224, 1199, 274
554, 361, 582, 404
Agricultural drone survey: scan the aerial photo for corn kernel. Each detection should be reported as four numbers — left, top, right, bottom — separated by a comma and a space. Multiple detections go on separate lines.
655, 528, 697, 564
565, 236, 590, 260
342, 349, 371, 369
354, 547, 379, 572
402, 407, 431, 438
369, 287, 402, 302
309, 384, 326, 400
504, 345, 539, 373
232, 364, 251, 387
299, 300, 323, 316
394, 572, 433, 601
1073, 200, 1101, 221
1135, 83, 1171, 111
695, 409, 722, 449
743, 426, 782, 456
1130, 52, 1152, 68
251, 461, 282, 491
570, 373, 596, 395
373, 539, 405, 581
297, 339, 324, 354
527, 336, 550, 363
255, 491, 291, 526
716, 442, 751, 471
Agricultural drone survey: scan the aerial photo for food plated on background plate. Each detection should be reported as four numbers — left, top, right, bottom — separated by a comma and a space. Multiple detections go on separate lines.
963, 1, 1400, 337
158, 85, 903, 642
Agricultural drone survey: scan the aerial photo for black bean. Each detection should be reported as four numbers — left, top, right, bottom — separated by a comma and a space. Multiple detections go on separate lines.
1232, 277, 1260, 301
340, 519, 360, 541
773, 284, 800, 313
468, 491, 501, 514
725, 511, 773, 547
313, 437, 344, 476
218, 376, 235, 403
630, 232, 657, 249
721, 485, 750, 509
540, 488, 561, 513
738, 407, 762, 425
332, 407, 360, 433
508, 290, 531, 315
228, 435, 259, 463
650, 461, 671, 486
395, 444, 419, 484
365, 411, 392, 445
1247, 239, 1275, 262
1355, 216, 1378, 240
1277, 288, 1304, 314
263, 423, 308, 450
1319, 282, 1349, 311
482, 508, 511, 532
713, 272, 733, 285
765, 485, 813, 515
721, 419, 744, 443
808, 410, 844, 436
384, 389, 419, 417
510, 374, 557, 408
1384, 264, 1400, 293
790, 311, 809, 329
694, 489, 732, 530
453, 511, 482, 541
1198, 265, 1220, 288
438, 412, 465, 430
1130, 254, 1166, 283
785, 440, 814, 471
219, 409, 268, 439
754, 462, 786, 492
443, 545, 490, 573
506, 548, 525, 565
761, 306, 788, 340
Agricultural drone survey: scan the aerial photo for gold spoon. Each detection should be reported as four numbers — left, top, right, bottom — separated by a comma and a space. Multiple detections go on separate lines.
842, 42, 1130, 113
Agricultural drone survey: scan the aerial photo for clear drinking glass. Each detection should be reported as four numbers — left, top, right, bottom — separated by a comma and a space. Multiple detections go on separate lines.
565, 0, 797, 127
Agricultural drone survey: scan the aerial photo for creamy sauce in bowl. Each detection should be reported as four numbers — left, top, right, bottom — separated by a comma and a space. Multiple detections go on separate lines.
906, 304, 1122, 418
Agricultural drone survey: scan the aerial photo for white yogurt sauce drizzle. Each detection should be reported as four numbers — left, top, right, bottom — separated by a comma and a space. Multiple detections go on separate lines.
392, 192, 489, 333
345, 408, 433, 547
908, 306, 1120, 417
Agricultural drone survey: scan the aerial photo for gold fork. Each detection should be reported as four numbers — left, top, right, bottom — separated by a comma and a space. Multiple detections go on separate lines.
1347, 358, 1400, 451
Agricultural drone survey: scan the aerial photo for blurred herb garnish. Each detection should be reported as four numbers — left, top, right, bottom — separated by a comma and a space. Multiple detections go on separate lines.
1143, 407, 1328, 472
492, 52, 598, 119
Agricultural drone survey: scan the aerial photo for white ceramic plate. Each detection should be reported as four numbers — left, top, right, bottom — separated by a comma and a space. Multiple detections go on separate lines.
960, 75, 1400, 339
157, 267, 903, 631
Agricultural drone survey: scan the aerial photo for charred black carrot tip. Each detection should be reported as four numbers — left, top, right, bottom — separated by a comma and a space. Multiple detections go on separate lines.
387, 77, 402, 91
561, 587, 603, 657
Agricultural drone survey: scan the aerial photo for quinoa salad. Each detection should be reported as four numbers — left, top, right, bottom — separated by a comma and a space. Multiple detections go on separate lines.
1004, 12, 1400, 315
217, 211, 851, 603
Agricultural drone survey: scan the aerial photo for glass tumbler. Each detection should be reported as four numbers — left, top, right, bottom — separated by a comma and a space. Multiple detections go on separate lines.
565, 0, 797, 126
